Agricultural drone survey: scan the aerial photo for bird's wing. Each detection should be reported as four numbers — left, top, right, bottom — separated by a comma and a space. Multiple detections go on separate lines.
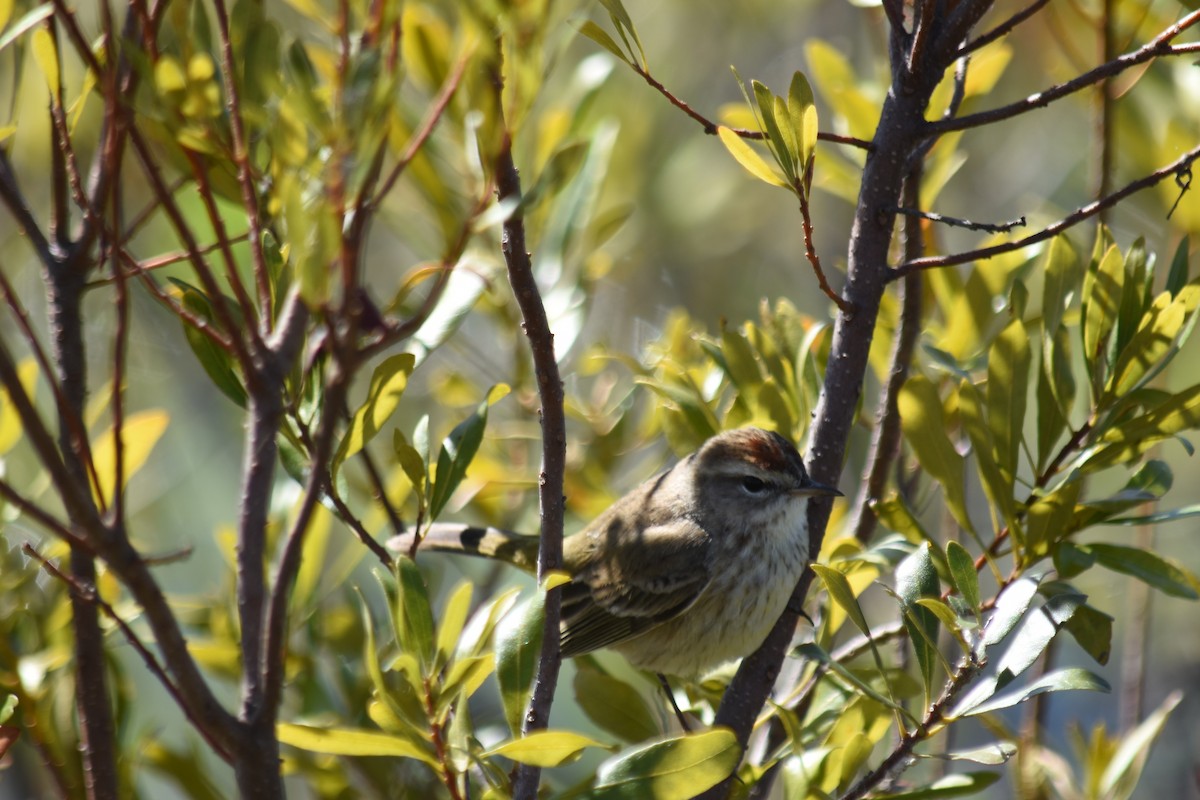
559, 520, 712, 658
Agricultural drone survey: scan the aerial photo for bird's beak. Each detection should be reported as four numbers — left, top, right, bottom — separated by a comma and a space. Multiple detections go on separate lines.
792, 481, 843, 498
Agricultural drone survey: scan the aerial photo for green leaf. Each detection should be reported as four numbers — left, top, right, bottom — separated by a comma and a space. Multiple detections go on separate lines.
963, 668, 1110, 716
1062, 602, 1113, 665
1037, 328, 1075, 470
1083, 243, 1125, 393
1106, 502, 1200, 525
921, 742, 1017, 765
168, 279, 248, 408
495, 590, 546, 736
1086, 543, 1200, 599
435, 581, 473, 671
1165, 236, 1190, 298
356, 589, 427, 730
787, 71, 818, 169
993, 593, 1083, 679
896, 544, 940, 703
574, 662, 660, 742
1024, 481, 1081, 559
429, 384, 509, 520
277, 723, 436, 764
945, 541, 980, 615
898, 375, 973, 534
872, 493, 935, 545
574, 20, 631, 63
981, 577, 1039, 649
483, 730, 612, 767
873, 772, 1001, 799
1109, 286, 1200, 397
987, 318, 1030, 482
793, 643, 916, 723
958, 381, 1016, 536
0, 6, 54, 54
1085, 383, 1200, 470
812, 564, 871, 637
1041, 236, 1080, 339
1099, 691, 1182, 800
393, 557, 436, 673
333, 353, 416, 479
592, 729, 741, 800
716, 126, 788, 188
434, 654, 493, 717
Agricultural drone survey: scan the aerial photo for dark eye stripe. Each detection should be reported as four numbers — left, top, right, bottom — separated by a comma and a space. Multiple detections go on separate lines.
741, 476, 767, 493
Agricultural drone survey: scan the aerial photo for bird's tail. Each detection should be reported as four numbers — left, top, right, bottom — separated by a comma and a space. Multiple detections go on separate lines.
387, 522, 540, 571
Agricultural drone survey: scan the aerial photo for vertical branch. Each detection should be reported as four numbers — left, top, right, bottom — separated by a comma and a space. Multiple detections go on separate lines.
490, 58, 567, 800
700, 10, 960, 796
848, 172, 925, 542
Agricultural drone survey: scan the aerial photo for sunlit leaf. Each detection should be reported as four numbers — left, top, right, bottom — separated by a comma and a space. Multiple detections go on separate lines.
896, 544, 940, 702
0, 359, 38, 455
333, 353, 416, 479
873, 771, 1002, 799
31, 27, 59, 96
592, 728, 741, 800
277, 723, 436, 764
484, 730, 612, 767
898, 376, 973, 534
945, 541, 980, 615
91, 410, 170, 507
495, 590, 545, 736
574, 662, 660, 742
963, 668, 1109, 716
716, 126, 788, 188
1099, 691, 1182, 800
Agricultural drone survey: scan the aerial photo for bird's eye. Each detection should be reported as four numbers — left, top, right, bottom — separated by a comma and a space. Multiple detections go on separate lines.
740, 476, 767, 494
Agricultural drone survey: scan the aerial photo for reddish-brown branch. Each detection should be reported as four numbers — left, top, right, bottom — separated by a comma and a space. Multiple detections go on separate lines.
797, 184, 851, 313
369, 50, 471, 210
625, 61, 873, 150
210, 0, 272, 326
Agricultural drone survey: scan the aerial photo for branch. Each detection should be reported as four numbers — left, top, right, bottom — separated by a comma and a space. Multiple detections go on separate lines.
892, 205, 1026, 233
848, 171, 923, 543
491, 70, 567, 800
840, 653, 981, 800
960, 0, 1050, 57
925, 25, 1200, 136
798, 177, 851, 313
625, 61, 873, 151
22, 543, 232, 762
891, 144, 1200, 277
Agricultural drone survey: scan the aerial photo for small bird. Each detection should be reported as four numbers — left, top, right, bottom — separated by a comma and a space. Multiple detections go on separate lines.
388, 427, 841, 678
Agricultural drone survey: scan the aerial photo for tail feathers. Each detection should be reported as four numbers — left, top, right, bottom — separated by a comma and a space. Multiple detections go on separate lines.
387, 522, 539, 571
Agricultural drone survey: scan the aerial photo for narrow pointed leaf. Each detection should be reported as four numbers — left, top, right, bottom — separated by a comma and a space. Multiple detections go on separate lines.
716, 126, 788, 187
484, 730, 612, 767
964, 668, 1110, 716
592, 729, 741, 800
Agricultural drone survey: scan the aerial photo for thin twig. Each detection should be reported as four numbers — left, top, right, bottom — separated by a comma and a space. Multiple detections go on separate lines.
625, 61, 873, 150
925, 33, 1200, 136
961, 0, 1050, 56
491, 59, 567, 800
892, 206, 1027, 233
891, 144, 1200, 278
797, 180, 851, 313
369, 51, 472, 210
210, 0, 272, 327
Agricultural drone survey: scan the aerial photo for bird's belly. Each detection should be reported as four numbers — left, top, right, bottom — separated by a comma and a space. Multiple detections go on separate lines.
611, 544, 805, 678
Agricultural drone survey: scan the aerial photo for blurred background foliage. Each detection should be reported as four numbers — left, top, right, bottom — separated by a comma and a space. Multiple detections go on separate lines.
2, 0, 1200, 797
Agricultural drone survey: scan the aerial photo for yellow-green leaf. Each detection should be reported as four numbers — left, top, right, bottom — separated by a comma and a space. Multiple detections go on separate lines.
277, 723, 436, 765
333, 353, 415, 478
575, 20, 630, 64
898, 375, 973, 534
987, 318, 1030, 481
31, 27, 59, 96
91, 410, 170, 506
717, 126, 788, 188
812, 564, 870, 637
0, 358, 37, 455
484, 730, 612, 767
593, 729, 741, 800
787, 71, 818, 168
